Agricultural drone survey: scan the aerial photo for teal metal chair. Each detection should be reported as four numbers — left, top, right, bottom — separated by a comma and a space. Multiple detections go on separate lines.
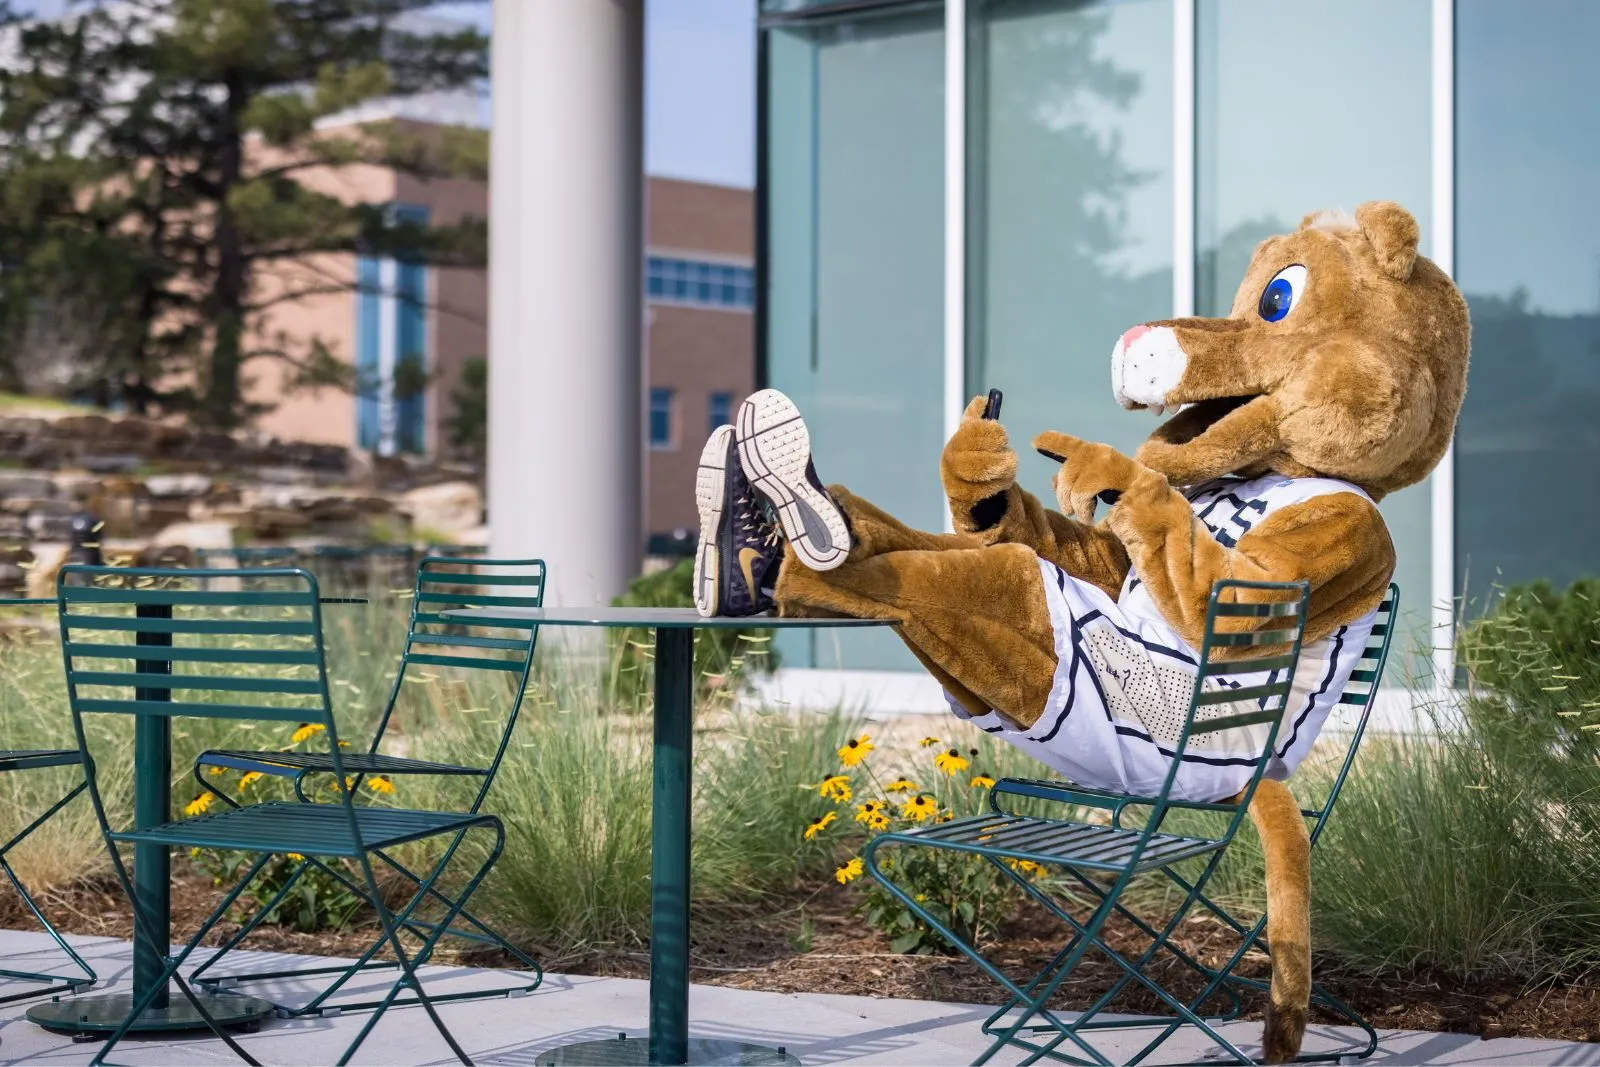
58, 565, 504, 1066
0, 748, 98, 1004
186, 556, 545, 1014
865, 578, 1313, 1067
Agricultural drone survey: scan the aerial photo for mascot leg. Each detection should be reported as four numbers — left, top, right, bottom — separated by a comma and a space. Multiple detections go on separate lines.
776, 537, 1060, 726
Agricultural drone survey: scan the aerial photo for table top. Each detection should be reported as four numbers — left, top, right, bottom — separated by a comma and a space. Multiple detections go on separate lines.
442, 605, 895, 630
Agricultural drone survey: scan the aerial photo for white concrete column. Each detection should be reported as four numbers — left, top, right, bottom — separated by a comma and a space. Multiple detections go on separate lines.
489, 0, 645, 605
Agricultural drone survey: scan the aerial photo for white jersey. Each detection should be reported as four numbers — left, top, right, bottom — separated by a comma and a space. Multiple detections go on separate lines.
949, 473, 1381, 802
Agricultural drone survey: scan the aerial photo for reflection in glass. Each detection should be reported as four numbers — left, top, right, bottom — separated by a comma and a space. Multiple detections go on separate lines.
765, 8, 945, 669
967, 0, 1173, 494
1196, 0, 1433, 676
1456, 0, 1600, 603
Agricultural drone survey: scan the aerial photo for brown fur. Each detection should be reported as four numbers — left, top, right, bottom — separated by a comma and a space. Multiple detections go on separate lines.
775, 202, 1469, 1061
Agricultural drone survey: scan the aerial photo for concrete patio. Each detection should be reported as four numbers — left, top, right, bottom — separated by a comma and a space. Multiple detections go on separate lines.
0, 930, 1595, 1066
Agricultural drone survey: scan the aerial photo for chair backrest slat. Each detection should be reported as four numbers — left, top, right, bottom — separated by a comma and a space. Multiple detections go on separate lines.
75, 698, 315, 723
363, 556, 545, 812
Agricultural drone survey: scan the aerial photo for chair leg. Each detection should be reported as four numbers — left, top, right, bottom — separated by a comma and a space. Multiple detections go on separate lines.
0, 779, 98, 1004
92, 848, 275, 1067
337, 822, 505, 1067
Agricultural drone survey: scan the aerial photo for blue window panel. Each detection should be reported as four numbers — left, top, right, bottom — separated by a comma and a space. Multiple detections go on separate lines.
649, 387, 674, 448
392, 203, 429, 456
708, 391, 733, 433
356, 256, 381, 451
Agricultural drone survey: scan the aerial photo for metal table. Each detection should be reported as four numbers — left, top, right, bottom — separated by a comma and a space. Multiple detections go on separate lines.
441, 605, 892, 1067
11, 594, 367, 1037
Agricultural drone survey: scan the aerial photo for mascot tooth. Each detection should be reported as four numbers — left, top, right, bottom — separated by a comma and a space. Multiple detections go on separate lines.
697, 200, 1469, 1063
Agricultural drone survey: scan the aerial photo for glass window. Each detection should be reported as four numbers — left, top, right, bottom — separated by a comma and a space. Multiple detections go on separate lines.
649, 387, 675, 450
1456, 0, 1600, 602
1195, 0, 1432, 675
766, 6, 945, 669
968, 0, 1174, 492
709, 391, 734, 433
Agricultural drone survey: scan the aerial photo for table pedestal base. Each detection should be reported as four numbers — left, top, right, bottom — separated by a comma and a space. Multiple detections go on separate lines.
26, 991, 275, 1037
539, 1035, 800, 1066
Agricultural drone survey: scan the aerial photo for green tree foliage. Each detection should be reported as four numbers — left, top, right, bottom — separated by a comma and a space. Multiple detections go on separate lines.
447, 354, 486, 460
0, 0, 489, 427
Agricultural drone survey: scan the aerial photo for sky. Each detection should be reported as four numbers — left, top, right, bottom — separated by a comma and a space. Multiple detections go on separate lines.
19, 0, 760, 189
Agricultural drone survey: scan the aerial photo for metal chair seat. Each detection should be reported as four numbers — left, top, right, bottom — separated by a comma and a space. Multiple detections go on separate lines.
110, 801, 494, 858
201, 749, 485, 778
897, 812, 1222, 874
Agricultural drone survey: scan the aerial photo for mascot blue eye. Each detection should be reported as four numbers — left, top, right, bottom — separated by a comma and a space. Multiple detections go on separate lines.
1257, 264, 1308, 322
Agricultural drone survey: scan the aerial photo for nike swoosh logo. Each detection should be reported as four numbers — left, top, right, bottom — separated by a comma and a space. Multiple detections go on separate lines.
738, 547, 762, 594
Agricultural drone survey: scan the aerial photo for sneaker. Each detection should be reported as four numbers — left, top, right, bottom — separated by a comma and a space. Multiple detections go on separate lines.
693, 424, 782, 617
734, 388, 851, 572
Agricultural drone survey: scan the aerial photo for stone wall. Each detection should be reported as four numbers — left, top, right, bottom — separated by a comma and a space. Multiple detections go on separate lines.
0, 408, 486, 598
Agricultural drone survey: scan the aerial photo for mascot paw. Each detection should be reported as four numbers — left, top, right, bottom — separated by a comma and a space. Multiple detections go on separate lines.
942, 395, 1019, 514
1032, 432, 1139, 523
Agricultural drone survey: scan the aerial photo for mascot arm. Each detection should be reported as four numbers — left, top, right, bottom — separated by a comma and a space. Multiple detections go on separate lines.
1111, 468, 1394, 650
942, 398, 1131, 598
1034, 431, 1394, 650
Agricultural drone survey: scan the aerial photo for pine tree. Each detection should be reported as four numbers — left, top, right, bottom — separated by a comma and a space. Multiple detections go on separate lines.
0, 0, 488, 428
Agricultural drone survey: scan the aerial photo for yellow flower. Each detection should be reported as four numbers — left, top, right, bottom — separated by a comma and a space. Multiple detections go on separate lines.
918, 737, 941, 748
834, 857, 864, 885
189, 847, 202, 858
238, 771, 263, 790
885, 778, 918, 794
367, 776, 395, 794
863, 809, 890, 831
901, 794, 937, 823
853, 800, 886, 824
817, 775, 852, 803
184, 792, 214, 816
290, 722, 325, 744
1007, 858, 1044, 876
935, 810, 954, 824
207, 766, 225, 777
970, 773, 996, 789
287, 853, 305, 862
803, 811, 837, 840
934, 748, 970, 776
837, 735, 874, 768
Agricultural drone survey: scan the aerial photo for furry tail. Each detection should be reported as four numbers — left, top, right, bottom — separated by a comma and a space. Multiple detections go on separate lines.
1247, 779, 1311, 1064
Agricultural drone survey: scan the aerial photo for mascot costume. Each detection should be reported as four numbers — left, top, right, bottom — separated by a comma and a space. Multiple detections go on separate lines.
690, 201, 1469, 1061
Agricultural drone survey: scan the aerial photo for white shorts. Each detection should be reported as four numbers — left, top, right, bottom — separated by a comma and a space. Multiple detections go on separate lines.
947, 559, 1372, 803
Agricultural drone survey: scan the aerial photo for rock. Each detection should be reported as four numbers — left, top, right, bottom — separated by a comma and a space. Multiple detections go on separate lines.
26, 543, 68, 599
402, 481, 483, 538
144, 473, 213, 498
0, 473, 56, 499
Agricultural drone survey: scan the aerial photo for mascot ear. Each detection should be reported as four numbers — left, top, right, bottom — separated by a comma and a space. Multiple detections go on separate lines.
1354, 200, 1420, 281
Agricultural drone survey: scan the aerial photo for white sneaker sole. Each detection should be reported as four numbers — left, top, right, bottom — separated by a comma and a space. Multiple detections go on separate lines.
693, 425, 735, 617
735, 389, 849, 572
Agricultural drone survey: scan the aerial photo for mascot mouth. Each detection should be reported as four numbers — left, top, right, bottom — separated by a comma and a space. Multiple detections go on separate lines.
1149, 394, 1259, 445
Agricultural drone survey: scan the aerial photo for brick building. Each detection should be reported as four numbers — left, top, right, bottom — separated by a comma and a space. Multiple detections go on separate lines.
253, 117, 753, 555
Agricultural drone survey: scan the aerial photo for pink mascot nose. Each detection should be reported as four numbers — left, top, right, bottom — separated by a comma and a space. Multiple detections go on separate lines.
1119, 324, 1152, 352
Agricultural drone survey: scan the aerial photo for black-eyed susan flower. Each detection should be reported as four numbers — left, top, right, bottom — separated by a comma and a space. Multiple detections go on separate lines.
185, 792, 214, 816
885, 778, 918, 794
837, 735, 874, 767
287, 853, 305, 863
901, 794, 937, 823
238, 771, 263, 790
817, 775, 852, 803
853, 800, 885, 824
290, 722, 325, 744
207, 765, 225, 777
934, 748, 970, 776
1007, 858, 1044, 876
970, 773, 996, 789
803, 811, 837, 840
834, 857, 864, 885
918, 736, 941, 748
367, 776, 395, 794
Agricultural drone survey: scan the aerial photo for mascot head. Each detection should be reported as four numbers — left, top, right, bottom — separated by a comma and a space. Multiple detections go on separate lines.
1112, 200, 1469, 499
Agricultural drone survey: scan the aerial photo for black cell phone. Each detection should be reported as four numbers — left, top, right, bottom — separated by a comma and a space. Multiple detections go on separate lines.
983, 389, 1003, 420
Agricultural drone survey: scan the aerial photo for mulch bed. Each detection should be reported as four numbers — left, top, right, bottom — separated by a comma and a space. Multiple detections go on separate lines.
5, 871, 1599, 1046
